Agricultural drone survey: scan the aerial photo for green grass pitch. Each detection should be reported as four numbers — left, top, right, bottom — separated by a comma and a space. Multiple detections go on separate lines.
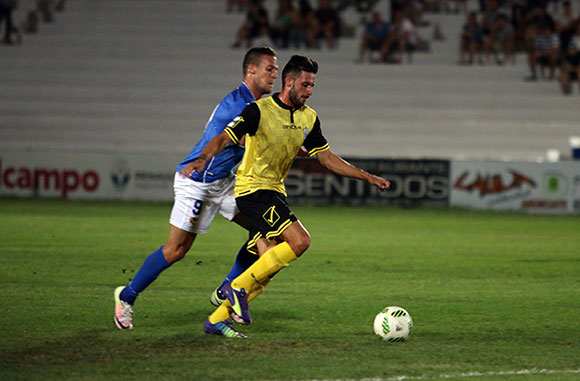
0, 198, 579, 380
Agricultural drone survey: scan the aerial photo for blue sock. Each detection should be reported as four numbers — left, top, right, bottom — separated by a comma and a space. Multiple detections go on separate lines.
120, 246, 171, 304
221, 241, 258, 287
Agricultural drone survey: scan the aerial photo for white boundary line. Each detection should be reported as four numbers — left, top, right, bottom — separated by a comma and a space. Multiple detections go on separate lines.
304, 368, 580, 381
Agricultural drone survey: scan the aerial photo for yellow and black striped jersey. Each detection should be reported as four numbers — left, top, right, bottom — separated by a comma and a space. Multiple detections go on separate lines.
224, 93, 329, 197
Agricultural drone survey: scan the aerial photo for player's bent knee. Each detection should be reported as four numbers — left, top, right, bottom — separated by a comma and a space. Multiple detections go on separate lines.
289, 233, 311, 257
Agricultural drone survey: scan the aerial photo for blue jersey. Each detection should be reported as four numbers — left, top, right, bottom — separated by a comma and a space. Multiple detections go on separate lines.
176, 82, 255, 183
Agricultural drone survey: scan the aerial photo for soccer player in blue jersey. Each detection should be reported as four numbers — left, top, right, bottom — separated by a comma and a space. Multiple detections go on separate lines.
114, 47, 279, 330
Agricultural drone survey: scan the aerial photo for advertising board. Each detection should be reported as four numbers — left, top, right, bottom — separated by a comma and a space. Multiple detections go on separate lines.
287, 158, 450, 207
5, 150, 577, 214
0, 151, 178, 201
450, 160, 580, 214
0, 151, 450, 207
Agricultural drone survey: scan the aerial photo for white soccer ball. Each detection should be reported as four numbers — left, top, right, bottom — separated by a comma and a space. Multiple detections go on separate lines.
373, 306, 413, 342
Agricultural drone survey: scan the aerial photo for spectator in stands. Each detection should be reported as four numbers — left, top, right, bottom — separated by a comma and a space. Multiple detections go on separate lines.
391, 0, 426, 26
382, 10, 418, 63
480, 0, 509, 63
554, 0, 577, 56
524, 4, 555, 55
232, 0, 271, 48
408, 0, 428, 27
526, 23, 560, 81
459, 11, 484, 65
357, 11, 389, 63
37, 0, 54, 22
289, 0, 315, 49
555, 0, 576, 34
484, 14, 515, 65
511, 4, 527, 52
0, 0, 16, 45
271, 0, 294, 48
309, 0, 341, 49
559, 38, 580, 94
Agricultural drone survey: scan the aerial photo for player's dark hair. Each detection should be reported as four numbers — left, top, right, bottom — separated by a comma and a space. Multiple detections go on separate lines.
281, 55, 318, 84
243, 46, 277, 76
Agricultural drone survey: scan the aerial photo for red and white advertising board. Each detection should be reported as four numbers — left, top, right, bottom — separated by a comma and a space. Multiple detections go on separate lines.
451, 160, 580, 214
0, 150, 180, 201
3, 150, 580, 214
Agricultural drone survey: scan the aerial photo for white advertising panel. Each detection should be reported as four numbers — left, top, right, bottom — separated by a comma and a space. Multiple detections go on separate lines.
451, 160, 580, 214
0, 150, 182, 201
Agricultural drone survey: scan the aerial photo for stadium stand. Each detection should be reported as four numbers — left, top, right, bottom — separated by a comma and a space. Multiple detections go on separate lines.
1, 0, 579, 162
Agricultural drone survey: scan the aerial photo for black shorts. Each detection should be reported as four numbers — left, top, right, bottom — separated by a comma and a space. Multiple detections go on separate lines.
236, 190, 297, 253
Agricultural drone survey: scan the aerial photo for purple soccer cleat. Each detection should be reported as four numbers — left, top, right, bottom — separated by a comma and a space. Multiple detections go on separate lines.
222, 283, 252, 325
204, 318, 247, 338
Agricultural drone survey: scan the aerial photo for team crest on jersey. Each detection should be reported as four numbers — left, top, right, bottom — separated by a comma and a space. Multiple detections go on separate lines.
303, 127, 309, 139
262, 206, 280, 227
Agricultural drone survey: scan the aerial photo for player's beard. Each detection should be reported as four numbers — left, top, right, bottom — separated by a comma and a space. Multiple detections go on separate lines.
289, 86, 305, 109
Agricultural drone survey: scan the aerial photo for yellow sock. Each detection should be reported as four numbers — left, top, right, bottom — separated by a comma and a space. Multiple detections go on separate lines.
209, 303, 231, 324
209, 243, 296, 324
247, 276, 271, 303
231, 242, 297, 292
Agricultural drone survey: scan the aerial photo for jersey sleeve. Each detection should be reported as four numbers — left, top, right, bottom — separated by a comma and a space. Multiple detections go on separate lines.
224, 103, 260, 144
209, 102, 233, 131
303, 116, 329, 156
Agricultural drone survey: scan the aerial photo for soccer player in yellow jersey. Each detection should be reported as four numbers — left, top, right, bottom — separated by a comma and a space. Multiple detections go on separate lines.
183, 55, 390, 338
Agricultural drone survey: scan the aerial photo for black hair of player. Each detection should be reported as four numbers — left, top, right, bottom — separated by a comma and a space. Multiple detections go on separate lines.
243, 46, 277, 77
281, 55, 319, 84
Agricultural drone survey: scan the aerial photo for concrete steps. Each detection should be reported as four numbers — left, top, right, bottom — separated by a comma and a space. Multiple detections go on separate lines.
1, 0, 578, 161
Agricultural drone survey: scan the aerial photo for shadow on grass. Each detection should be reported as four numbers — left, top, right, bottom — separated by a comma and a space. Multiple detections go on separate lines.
0, 326, 260, 372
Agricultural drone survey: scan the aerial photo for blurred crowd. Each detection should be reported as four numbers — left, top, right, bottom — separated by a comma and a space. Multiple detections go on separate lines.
357, 8, 431, 63
6, 0, 577, 94
228, 0, 431, 64
229, 0, 580, 90
229, 0, 372, 50
457, 0, 580, 94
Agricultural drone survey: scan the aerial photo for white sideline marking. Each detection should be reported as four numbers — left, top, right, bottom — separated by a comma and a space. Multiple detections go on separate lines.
306, 368, 580, 381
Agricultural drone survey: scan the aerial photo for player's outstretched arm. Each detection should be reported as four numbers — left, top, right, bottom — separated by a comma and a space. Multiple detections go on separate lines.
315, 149, 390, 191
180, 132, 233, 177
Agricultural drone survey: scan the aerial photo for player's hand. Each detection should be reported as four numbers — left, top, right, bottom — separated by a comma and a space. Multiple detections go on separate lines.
179, 159, 206, 178
369, 175, 390, 192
